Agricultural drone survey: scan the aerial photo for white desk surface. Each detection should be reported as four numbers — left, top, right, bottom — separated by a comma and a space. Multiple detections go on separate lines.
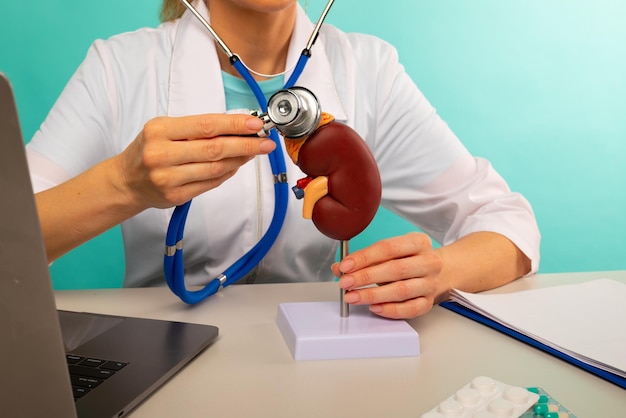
55, 271, 626, 417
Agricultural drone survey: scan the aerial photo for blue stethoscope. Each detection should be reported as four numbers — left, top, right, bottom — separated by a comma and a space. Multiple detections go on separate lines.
164, 0, 335, 304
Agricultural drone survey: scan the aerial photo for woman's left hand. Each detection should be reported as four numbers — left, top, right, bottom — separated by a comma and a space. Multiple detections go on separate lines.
332, 232, 446, 319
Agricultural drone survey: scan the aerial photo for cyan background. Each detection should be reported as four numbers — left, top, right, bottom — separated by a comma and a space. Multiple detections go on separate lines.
1, 1, 625, 289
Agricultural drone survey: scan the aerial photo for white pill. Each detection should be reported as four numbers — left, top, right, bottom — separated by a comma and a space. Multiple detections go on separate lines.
487, 399, 515, 416
471, 376, 497, 395
421, 413, 445, 418
455, 388, 481, 407
438, 399, 464, 417
503, 386, 529, 404
472, 411, 497, 418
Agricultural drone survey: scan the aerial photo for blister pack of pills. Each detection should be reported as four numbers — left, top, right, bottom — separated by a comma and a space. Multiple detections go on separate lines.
421, 376, 539, 418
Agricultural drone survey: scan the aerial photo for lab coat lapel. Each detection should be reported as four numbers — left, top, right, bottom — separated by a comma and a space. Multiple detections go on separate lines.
168, 0, 225, 117
287, 5, 347, 123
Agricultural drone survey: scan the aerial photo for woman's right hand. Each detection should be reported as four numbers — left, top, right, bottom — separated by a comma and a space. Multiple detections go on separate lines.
36, 113, 273, 262
117, 113, 275, 211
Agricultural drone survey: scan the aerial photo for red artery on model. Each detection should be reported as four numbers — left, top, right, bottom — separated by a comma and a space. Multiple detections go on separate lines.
284, 113, 382, 241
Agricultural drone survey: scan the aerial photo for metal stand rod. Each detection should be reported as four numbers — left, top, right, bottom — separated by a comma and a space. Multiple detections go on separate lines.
339, 240, 349, 317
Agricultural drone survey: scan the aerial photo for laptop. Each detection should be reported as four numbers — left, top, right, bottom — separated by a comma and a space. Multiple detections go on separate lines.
0, 72, 219, 418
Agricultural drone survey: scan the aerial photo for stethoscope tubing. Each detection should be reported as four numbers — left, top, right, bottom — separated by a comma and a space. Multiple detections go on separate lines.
164, 56, 306, 304
164, 0, 332, 304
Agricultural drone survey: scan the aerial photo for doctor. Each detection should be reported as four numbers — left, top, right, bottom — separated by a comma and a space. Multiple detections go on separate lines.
27, 0, 540, 319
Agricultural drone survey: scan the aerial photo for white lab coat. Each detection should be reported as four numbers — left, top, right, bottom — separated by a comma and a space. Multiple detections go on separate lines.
26, 1, 540, 287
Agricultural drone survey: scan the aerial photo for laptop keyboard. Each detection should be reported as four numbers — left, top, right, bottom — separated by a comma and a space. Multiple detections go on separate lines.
66, 354, 128, 400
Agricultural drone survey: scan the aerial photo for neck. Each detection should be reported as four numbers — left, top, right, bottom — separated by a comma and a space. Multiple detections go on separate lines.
207, 1, 297, 80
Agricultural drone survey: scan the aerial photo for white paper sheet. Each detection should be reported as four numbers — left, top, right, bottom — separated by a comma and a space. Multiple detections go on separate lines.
449, 279, 626, 378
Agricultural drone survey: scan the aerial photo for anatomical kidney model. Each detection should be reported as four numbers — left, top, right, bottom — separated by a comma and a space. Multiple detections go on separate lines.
285, 113, 382, 242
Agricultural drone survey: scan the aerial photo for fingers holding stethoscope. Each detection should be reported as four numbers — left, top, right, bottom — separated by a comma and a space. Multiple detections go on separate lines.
119, 113, 275, 209
333, 232, 445, 319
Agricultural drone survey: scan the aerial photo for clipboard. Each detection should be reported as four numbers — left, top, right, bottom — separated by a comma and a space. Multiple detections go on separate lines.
440, 300, 626, 389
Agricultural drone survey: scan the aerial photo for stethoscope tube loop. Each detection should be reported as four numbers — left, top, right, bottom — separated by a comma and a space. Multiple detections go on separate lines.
165, 0, 334, 304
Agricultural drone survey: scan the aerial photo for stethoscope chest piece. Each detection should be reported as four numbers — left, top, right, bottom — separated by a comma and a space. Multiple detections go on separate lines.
266, 87, 321, 139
